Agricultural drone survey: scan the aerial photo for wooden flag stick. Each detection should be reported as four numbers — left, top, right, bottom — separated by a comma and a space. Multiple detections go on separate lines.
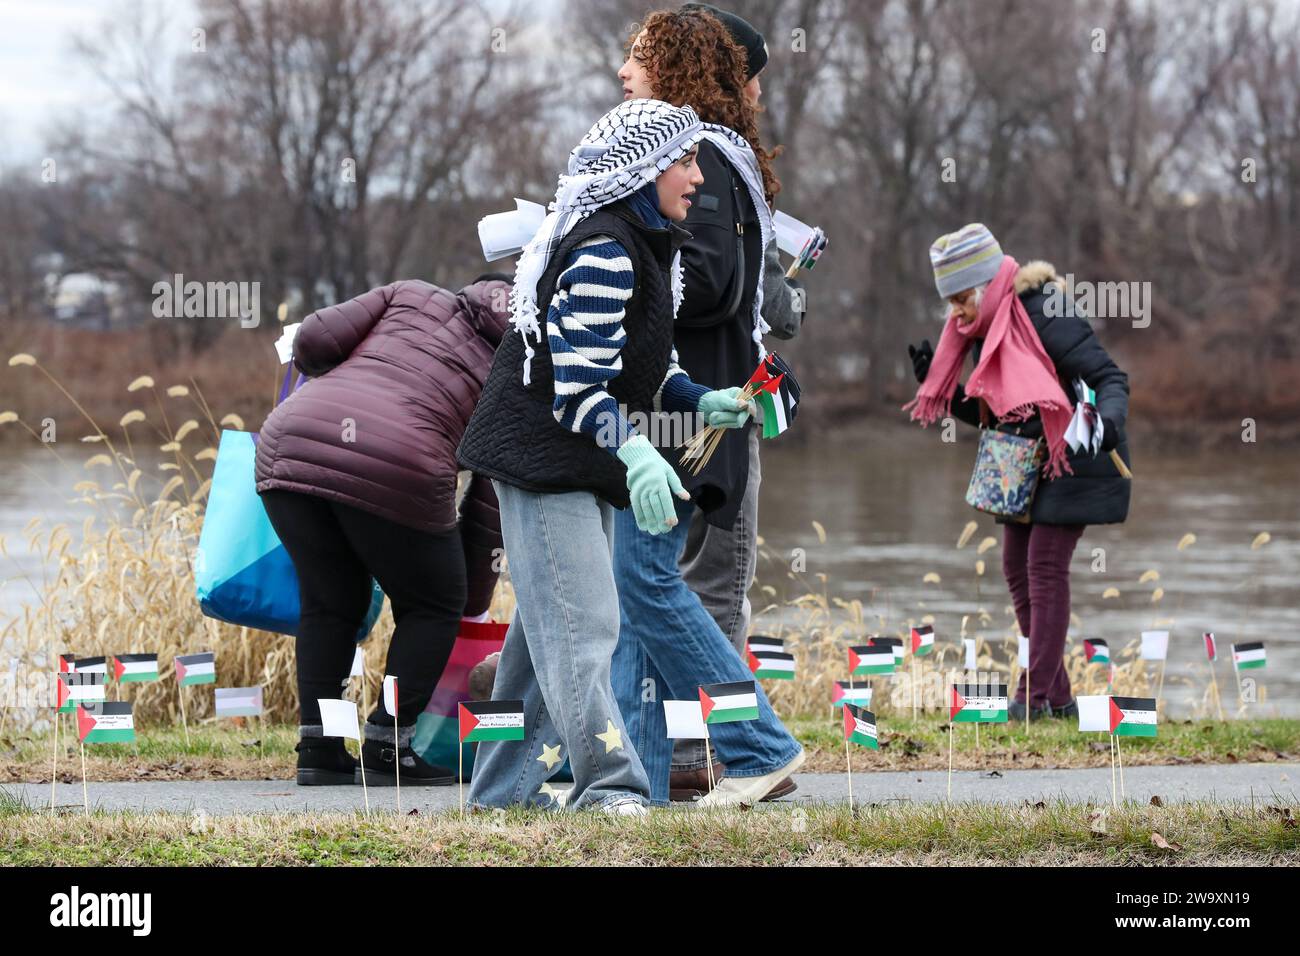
80, 741, 89, 815
1209, 663, 1224, 721
1108, 449, 1132, 479
394, 712, 401, 815
1025, 663, 1031, 734
911, 658, 918, 720
844, 737, 854, 811
784, 258, 801, 280
947, 721, 954, 803
357, 735, 370, 816
1156, 659, 1167, 710
177, 684, 190, 748
1110, 734, 1117, 808
50, 707, 60, 812
704, 736, 716, 793
458, 743, 464, 817
975, 721, 980, 751
1116, 735, 1125, 801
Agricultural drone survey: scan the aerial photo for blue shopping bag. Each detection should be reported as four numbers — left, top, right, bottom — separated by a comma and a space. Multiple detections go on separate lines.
195, 429, 383, 638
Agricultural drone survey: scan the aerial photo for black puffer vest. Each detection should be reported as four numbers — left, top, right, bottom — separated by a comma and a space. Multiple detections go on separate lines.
458, 201, 690, 508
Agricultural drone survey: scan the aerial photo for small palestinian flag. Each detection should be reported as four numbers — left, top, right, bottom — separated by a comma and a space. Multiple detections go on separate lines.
848, 644, 895, 676
1083, 639, 1110, 664
77, 701, 135, 744
214, 686, 263, 718
56, 672, 106, 713
911, 625, 935, 656
112, 653, 159, 683
747, 635, 784, 653
747, 353, 800, 439
382, 675, 399, 717
869, 635, 905, 662
1110, 696, 1157, 737
458, 700, 525, 742
950, 683, 1009, 723
832, 681, 873, 708
75, 656, 107, 675
1231, 642, 1266, 671
748, 647, 796, 680
1203, 632, 1217, 661
175, 652, 215, 687
57, 653, 76, 674
843, 704, 879, 750
699, 681, 759, 724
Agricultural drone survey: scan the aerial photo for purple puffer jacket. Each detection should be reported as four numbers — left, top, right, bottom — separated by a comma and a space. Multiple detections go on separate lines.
255, 278, 511, 614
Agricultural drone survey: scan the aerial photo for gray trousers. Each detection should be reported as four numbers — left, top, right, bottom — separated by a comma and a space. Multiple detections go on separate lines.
672, 426, 761, 771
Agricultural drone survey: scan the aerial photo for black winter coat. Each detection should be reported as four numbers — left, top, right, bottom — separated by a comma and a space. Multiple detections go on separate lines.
949, 261, 1132, 526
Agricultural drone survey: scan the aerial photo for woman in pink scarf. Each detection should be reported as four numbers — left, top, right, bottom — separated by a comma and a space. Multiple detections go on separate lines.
906, 223, 1133, 720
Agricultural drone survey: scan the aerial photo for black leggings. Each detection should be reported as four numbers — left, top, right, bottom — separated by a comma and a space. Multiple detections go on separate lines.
260, 490, 467, 727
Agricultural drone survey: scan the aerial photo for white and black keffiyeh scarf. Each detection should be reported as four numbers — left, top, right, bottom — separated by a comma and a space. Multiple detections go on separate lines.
698, 124, 775, 360
510, 99, 703, 384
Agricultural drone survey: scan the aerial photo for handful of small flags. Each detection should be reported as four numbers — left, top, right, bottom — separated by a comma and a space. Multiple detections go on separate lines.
680, 352, 800, 473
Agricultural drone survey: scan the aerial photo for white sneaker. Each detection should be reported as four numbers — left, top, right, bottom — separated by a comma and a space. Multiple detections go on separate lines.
696, 749, 806, 809
600, 796, 648, 817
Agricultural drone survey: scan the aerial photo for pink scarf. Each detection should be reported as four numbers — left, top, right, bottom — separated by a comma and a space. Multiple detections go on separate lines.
904, 256, 1073, 478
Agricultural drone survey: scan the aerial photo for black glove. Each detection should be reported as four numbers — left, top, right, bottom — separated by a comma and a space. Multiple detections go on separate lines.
1100, 415, 1121, 452
908, 339, 934, 383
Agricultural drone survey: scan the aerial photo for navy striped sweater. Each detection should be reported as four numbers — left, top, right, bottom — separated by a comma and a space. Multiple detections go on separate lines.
547, 235, 708, 451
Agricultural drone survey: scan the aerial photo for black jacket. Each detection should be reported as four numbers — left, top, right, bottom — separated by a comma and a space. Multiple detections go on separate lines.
458, 202, 688, 508
672, 139, 805, 529
949, 261, 1132, 526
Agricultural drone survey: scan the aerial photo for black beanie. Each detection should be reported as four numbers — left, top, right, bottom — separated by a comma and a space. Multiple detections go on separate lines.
682, 3, 768, 80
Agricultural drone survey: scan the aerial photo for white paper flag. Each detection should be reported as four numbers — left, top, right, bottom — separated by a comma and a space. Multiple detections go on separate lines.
318, 698, 360, 740
664, 700, 709, 740
1077, 695, 1111, 733
1017, 635, 1030, 668
273, 322, 303, 364
350, 646, 365, 678
477, 198, 549, 262
963, 638, 977, 670
382, 675, 398, 718
1140, 630, 1169, 661
772, 210, 816, 259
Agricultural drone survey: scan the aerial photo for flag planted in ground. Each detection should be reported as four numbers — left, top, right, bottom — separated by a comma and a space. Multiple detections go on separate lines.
74, 656, 107, 675
748, 648, 796, 680
869, 635, 905, 662
1084, 639, 1110, 664
1076, 695, 1112, 733
849, 644, 895, 676
911, 625, 935, 656
214, 686, 263, 718
747, 635, 784, 654
700, 681, 759, 724
459, 699, 526, 742
175, 652, 215, 686
842, 703, 879, 750
1203, 632, 1217, 661
1110, 696, 1157, 737
832, 681, 872, 708
1140, 630, 1169, 661
112, 653, 159, 683
950, 682, 1009, 723
77, 701, 135, 744
664, 700, 709, 740
56, 672, 105, 712
319, 698, 360, 740
1231, 642, 1266, 671
382, 675, 398, 717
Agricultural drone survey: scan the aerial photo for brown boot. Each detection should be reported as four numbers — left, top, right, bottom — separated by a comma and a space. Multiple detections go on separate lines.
668, 762, 726, 802
759, 776, 798, 801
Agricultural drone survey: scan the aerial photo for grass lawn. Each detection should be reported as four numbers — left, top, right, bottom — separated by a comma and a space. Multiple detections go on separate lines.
2, 716, 1296, 783
0, 793, 1295, 866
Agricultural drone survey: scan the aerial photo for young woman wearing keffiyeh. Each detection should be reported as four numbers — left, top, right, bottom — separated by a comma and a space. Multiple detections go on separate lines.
602, 5, 806, 808
457, 99, 752, 815
906, 223, 1133, 721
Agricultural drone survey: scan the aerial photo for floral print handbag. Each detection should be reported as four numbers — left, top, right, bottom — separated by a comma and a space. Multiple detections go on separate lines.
964, 428, 1045, 522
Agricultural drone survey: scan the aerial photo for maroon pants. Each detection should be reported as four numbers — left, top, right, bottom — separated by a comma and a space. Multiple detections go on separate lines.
1002, 522, 1085, 708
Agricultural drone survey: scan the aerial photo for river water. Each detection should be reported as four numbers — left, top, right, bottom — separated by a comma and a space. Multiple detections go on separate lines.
3, 421, 1297, 715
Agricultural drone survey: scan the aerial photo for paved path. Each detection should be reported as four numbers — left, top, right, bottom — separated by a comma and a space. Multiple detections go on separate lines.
9, 763, 1297, 815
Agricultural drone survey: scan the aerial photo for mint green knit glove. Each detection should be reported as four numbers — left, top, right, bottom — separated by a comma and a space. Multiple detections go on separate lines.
616, 435, 689, 535
697, 387, 752, 429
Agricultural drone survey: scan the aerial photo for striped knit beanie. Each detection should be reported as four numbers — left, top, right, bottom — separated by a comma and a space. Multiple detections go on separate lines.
929, 223, 1003, 298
